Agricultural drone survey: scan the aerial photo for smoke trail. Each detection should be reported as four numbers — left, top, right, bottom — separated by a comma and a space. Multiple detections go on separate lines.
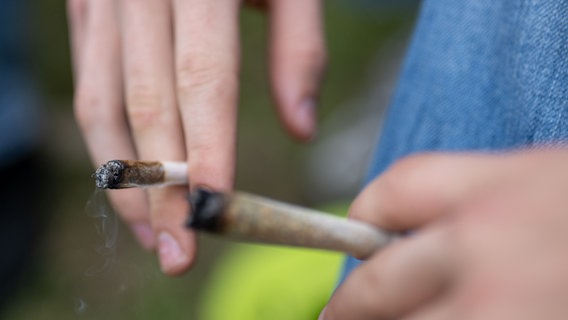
73, 297, 88, 315
76, 189, 153, 317
84, 189, 119, 276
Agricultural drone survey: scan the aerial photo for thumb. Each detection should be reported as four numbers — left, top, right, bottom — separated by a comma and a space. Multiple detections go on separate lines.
349, 152, 514, 231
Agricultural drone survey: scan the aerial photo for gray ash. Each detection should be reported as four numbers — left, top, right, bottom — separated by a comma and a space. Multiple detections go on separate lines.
93, 160, 125, 189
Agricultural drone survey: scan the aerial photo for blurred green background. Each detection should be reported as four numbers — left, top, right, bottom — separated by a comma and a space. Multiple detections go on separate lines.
2, 1, 416, 319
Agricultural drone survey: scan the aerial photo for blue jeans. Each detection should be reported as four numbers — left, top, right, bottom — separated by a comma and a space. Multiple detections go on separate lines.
342, 0, 568, 280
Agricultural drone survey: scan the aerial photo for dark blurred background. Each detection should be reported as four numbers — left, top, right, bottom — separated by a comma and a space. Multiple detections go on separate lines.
0, 1, 417, 319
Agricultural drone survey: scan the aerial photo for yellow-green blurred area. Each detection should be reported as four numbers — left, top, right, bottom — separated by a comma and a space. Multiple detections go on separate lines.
3, 1, 416, 319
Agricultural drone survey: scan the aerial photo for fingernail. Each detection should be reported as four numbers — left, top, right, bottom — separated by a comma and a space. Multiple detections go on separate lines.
318, 306, 327, 320
158, 231, 189, 274
131, 223, 155, 250
296, 98, 317, 140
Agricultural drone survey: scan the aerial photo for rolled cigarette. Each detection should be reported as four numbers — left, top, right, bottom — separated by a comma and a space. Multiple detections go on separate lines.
186, 189, 395, 260
93, 160, 188, 189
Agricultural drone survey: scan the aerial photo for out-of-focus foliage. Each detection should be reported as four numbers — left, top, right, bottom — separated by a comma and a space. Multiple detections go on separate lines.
198, 202, 349, 320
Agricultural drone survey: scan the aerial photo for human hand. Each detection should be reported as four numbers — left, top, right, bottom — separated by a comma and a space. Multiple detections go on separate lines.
67, 0, 325, 275
321, 148, 568, 319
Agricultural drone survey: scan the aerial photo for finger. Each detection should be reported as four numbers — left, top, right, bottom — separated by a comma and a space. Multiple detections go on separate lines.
173, 0, 241, 191
67, 0, 88, 75
322, 226, 455, 320
120, 0, 195, 275
269, 0, 326, 141
72, 0, 154, 250
402, 299, 454, 320
349, 153, 511, 231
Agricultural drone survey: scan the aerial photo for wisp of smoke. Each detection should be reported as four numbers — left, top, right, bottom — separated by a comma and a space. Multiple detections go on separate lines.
84, 189, 119, 276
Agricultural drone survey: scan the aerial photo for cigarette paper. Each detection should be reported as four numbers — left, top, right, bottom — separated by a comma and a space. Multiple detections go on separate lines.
93, 160, 187, 189
187, 189, 395, 260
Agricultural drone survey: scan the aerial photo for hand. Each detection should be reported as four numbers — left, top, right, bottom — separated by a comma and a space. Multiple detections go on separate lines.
321, 148, 568, 320
67, 0, 325, 275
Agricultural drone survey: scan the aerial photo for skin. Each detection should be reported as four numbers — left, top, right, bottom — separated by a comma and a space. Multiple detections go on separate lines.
68, 3, 568, 316
67, 0, 326, 276
320, 148, 568, 320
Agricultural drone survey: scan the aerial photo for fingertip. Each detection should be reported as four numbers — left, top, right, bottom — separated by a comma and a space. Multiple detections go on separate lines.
347, 178, 393, 229
269, 0, 325, 142
318, 306, 328, 320
287, 98, 318, 141
146, 187, 198, 276
157, 231, 195, 276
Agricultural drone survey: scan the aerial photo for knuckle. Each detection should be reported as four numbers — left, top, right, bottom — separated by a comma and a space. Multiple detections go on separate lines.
176, 54, 238, 96
295, 46, 327, 70
125, 82, 166, 130
73, 85, 121, 133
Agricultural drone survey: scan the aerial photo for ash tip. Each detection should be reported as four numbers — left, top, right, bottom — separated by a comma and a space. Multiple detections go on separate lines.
93, 160, 125, 189
186, 188, 227, 231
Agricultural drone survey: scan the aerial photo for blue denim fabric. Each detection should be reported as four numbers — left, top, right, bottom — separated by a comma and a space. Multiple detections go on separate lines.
341, 0, 568, 280
0, 0, 41, 166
